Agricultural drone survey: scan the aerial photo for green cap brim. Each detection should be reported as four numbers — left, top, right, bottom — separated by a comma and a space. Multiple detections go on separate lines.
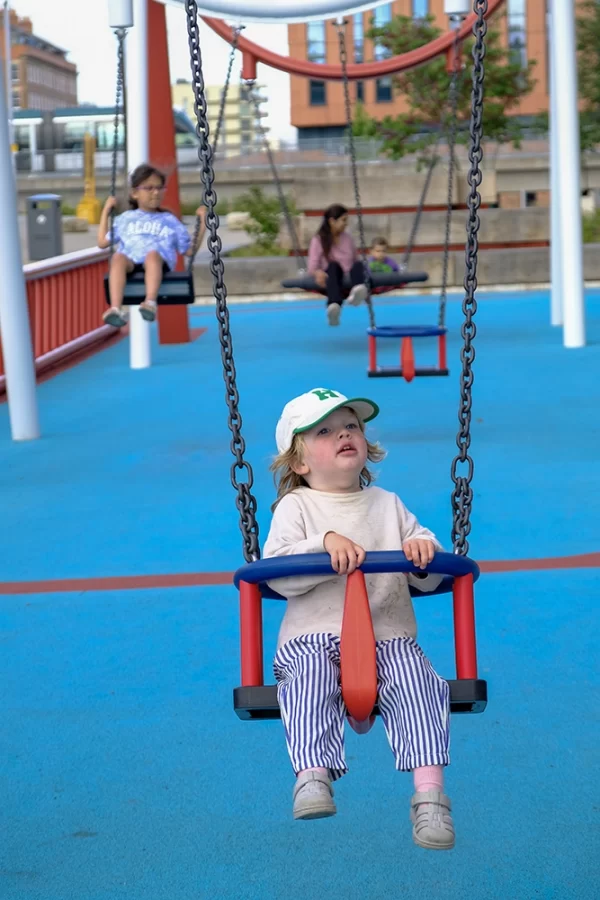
293, 397, 379, 436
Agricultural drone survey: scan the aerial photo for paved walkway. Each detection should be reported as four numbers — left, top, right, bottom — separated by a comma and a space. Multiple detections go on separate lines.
1, 289, 599, 899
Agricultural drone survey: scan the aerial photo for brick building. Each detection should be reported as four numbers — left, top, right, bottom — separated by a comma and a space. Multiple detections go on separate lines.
288, 0, 547, 146
1, 10, 77, 112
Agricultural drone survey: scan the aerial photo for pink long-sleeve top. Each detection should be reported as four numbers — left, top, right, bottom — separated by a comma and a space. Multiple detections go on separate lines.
307, 232, 358, 274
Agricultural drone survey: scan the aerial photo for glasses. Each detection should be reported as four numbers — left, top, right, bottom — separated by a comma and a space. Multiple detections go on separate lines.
137, 185, 165, 193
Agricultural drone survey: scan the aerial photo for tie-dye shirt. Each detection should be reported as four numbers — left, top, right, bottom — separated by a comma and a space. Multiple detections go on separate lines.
109, 209, 191, 270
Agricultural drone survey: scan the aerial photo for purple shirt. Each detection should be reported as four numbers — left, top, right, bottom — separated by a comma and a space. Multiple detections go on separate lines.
368, 254, 400, 272
308, 232, 358, 274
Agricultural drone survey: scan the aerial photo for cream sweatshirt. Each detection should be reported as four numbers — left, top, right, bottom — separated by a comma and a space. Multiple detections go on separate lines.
263, 485, 443, 650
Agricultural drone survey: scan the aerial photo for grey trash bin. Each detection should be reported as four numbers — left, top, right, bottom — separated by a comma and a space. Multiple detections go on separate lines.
26, 194, 63, 261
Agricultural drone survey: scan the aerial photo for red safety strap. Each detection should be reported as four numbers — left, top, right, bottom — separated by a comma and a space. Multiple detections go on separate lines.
340, 570, 378, 724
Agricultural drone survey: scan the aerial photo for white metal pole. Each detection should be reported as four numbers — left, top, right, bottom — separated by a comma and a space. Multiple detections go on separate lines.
551, 0, 585, 348
3, 1, 15, 175
29, 119, 38, 172
0, 54, 40, 440
548, 8, 562, 326
118, 0, 151, 369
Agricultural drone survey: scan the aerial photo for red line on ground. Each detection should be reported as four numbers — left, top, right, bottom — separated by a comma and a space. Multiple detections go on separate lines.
1, 552, 598, 597
480, 551, 600, 573
0, 571, 233, 595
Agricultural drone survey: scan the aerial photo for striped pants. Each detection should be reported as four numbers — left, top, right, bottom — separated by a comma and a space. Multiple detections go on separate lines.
274, 633, 450, 781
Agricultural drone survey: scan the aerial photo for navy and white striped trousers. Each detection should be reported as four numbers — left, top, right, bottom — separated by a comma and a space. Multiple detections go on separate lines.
274, 632, 450, 781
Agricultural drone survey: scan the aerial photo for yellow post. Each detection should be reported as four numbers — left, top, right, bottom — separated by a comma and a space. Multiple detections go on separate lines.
76, 133, 102, 224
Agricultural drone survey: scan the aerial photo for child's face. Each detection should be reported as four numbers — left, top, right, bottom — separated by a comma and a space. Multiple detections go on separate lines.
293, 407, 368, 493
131, 175, 166, 210
371, 243, 387, 261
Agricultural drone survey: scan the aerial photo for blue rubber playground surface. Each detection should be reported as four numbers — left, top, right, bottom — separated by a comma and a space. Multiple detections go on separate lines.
1, 288, 599, 899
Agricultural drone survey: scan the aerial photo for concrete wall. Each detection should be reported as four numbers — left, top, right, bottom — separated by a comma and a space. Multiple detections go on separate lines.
193, 244, 600, 297
16, 152, 600, 214
280, 207, 550, 251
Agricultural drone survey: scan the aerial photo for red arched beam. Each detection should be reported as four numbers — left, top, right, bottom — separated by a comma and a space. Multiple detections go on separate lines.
202, 0, 505, 82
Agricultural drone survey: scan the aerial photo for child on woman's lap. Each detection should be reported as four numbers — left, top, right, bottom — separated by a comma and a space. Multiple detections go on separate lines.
263, 387, 455, 849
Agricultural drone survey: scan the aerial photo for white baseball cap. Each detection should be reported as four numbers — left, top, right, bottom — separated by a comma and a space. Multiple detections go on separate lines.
275, 387, 379, 454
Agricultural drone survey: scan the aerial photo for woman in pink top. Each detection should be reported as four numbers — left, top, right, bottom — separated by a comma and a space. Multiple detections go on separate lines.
307, 204, 368, 326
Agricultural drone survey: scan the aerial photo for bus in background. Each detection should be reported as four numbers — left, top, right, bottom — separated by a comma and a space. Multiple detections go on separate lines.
13, 105, 199, 173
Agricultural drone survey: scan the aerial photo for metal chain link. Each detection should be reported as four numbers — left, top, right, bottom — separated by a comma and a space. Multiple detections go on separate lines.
245, 81, 305, 270
185, 0, 260, 563
335, 19, 376, 330
109, 27, 127, 260
450, 0, 487, 556
439, 30, 462, 329
213, 26, 242, 155
186, 25, 242, 274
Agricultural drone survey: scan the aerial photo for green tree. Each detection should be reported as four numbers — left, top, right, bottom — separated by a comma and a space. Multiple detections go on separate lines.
352, 13, 536, 163
232, 186, 298, 255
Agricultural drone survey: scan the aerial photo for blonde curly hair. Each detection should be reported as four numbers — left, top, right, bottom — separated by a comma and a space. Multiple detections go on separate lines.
270, 416, 386, 511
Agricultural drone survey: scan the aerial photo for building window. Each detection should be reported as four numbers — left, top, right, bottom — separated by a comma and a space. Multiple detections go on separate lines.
307, 21, 326, 64
11, 90, 21, 110
373, 3, 392, 61
309, 80, 327, 106
412, 0, 429, 18
508, 0, 527, 68
356, 81, 365, 103
376, 77, 393, 103
11, 62, 19, 82
353, 13, 364, 63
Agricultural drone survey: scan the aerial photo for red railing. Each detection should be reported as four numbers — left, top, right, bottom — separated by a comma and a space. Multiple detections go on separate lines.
0, 248, 116, 395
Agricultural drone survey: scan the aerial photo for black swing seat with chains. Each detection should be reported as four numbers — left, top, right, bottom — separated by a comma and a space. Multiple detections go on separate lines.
103, 269, 196, 306
281, 269, 430, 294
104, 25, 198, 312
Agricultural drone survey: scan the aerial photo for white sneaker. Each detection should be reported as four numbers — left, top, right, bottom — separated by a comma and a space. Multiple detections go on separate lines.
293, 770, 336, 820
327, 302, 342, 326
348, 284, 368, 306
410, 790, 455, 850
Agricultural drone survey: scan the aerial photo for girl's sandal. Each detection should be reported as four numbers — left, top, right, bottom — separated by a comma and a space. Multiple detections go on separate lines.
103, 307, 127, 328
139, 299, 157, 322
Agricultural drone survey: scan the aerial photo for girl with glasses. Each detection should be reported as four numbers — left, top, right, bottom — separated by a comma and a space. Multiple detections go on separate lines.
98, 163, 204, 327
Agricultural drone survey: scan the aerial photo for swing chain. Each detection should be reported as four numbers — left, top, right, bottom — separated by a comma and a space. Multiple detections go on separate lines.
450, 0, 487, 556
213, 26, 242, 155
439, 29, 462, 329
185, 0, 260, 563
187, 25, 242, 274
244, 82, 305, 270
335, 19, 376, 330
109, 27, 127, 260
401, 153, 438, 271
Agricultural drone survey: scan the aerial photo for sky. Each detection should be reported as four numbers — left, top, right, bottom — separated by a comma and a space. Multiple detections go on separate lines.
10, 0, 296, 141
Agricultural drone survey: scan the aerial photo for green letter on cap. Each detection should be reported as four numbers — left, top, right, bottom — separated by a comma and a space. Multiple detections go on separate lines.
311, 389, 340, 401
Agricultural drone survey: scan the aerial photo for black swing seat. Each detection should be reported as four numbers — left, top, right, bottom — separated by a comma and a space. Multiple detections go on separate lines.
103, 270, 196, 306
234, 679, 488, 721
281, 270, 429, 292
